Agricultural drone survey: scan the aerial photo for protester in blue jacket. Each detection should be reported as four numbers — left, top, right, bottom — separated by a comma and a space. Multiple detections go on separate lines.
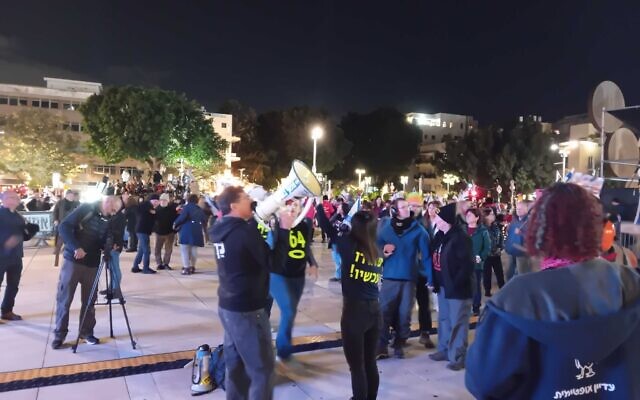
376, 198, 431, 359
173, 194, 207, 275
466, 183, 640, 399
504, 200, 531, 279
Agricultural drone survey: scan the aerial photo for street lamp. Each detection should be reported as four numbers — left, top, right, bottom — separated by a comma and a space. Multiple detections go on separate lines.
550, 143, 572, 180
355, 168, 366, 188
311, 126, 323, 173
238, 168, 245, 181
400, 175, 408, 191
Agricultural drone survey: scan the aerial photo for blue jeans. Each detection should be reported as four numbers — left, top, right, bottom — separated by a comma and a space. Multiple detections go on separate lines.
134, 233, 151, 271
269, 273, 305, 358
331, 244, 342, 279
218, 307, 274, 400
109, 250, 122, 290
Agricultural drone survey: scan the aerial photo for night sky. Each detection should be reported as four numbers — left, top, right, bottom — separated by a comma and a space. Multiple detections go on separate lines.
1, 1, 639, 124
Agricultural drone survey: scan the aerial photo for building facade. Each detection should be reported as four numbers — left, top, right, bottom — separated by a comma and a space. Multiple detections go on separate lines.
204, 112, 240, 171
406, 112, 478, 194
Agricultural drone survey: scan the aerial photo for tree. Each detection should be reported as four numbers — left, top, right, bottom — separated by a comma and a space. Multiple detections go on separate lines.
0, 109, 80, 186
80, 86, 226, 172
338, 108, 422, 183
249, 106, 351, 188
435, 120, 556, 193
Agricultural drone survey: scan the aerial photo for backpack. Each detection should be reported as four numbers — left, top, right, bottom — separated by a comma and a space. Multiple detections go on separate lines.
209, 344, 226, 390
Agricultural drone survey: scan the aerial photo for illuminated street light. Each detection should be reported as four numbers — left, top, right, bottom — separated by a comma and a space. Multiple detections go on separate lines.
355, 168, 366, 188
400, 175, 408, 191
311, 126, 323, 173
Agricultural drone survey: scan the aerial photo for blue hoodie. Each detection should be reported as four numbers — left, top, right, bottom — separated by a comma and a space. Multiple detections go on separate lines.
466, 259, 640, 400
377, 217, 431, 282
504, 215, 528, 257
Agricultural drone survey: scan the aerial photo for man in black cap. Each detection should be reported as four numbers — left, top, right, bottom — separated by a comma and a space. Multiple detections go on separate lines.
131, 194, 160, 274
428, 202, 474, 371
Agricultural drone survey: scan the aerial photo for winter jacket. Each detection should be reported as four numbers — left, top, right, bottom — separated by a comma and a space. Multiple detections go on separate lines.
468, 224, 491, 270
505, 215, 528, 257
377, 217, 432, 282
487, 222, 504, 256
59, 203, 111, 268
210, 215, 271, 312
174, 203, 206, 247
0, 207, 26, 264
135, 201, 157, 235
433, 224, 474, 299
125, 205, 137, 233
154, 203, 178, 235
466, 259, 640, 400
52, 198, 80, 224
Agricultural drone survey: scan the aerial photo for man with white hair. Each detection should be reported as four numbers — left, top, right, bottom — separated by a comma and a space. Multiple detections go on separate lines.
0, 190, 35, 321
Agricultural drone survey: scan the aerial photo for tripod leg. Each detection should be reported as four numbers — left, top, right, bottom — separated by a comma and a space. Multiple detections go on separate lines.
73, 259, 105, 353
117, 292, 137, 349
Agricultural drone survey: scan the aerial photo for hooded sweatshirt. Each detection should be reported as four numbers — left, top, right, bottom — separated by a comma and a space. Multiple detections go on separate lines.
210, 215, 271, 312
466, 258, 640, 400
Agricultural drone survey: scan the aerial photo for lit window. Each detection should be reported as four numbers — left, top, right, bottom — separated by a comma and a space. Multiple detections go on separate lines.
32, 100, 40, 107
449, 122, 453, 128
442, 121, 446, 127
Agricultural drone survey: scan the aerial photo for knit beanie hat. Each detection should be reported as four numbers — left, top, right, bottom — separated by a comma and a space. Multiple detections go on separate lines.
437, 203, 457, 225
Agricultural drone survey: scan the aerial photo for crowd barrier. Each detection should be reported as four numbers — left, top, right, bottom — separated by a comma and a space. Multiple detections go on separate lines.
20, 211, 54, 247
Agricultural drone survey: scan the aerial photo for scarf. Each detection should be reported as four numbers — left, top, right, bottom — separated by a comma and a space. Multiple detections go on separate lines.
540, 257, 575, 270
391, 216, 413, 235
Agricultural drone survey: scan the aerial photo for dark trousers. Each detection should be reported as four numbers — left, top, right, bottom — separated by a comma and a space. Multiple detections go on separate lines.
472, 269, 483, 312
483, 255, 505, 295
218, 307, 274, 400
415, 275, 432, 333
379, 279, 415, 346
127, 228, 138, 250
0, 260, 23, 313
54, 259, 99, 339
342, 298, 380, 400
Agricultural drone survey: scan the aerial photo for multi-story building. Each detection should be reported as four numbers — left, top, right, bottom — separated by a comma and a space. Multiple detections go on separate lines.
552, 114, 601, 177
406, 112, 478, 194
204, 112, 240, 172
0, 77, 237, 187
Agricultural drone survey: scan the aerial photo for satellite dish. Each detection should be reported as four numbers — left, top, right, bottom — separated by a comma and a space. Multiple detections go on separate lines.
607, 127, 639, 177
589, 81, 625, 133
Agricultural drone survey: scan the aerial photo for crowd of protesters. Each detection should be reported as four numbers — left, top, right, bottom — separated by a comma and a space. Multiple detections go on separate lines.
1, 176, 640, 399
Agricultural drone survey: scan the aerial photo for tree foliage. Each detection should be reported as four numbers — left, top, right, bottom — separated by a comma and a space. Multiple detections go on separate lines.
338, 108, 422, 183
80, 86, 226, 171
0, 110, 80, 186
435, 121, 556, 193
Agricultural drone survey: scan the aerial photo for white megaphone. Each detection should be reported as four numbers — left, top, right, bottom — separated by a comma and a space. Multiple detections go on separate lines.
255, 159, 322, 222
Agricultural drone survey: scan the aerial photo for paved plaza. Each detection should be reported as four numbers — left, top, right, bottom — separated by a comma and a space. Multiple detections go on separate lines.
0, 238, 475, 400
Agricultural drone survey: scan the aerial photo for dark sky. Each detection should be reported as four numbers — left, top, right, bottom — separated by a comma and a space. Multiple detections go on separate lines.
1, 1, 639, 124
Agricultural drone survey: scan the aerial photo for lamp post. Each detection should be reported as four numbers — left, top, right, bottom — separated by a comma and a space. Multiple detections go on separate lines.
400, 175, 408, 191
238, 168, 245, 181
311, 126, 323, 173
355, 168, 366, 188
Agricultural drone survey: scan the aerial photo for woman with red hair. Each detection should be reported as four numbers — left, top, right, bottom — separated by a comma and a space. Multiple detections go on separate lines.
465, 183, 640, 399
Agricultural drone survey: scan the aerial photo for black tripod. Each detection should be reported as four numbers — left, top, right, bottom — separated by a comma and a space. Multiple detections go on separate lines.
72, 251, 137, 352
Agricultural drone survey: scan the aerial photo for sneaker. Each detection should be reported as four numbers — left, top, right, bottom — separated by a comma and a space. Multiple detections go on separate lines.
446, 360, 465, 371
157, 264, 166, 270
163, 264, 173, 270
428, 351, 448, 362
181, 268, 191, 275
142, 268, 157, 274
1, 311, 22, 321
376, 346, 389, 360
393, 345, 405, 359
189, 266, 196, 274
82, 335, 100, 345
419, 333, 436, 349
131, 266, 142, 273
51, 337, 64, 350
